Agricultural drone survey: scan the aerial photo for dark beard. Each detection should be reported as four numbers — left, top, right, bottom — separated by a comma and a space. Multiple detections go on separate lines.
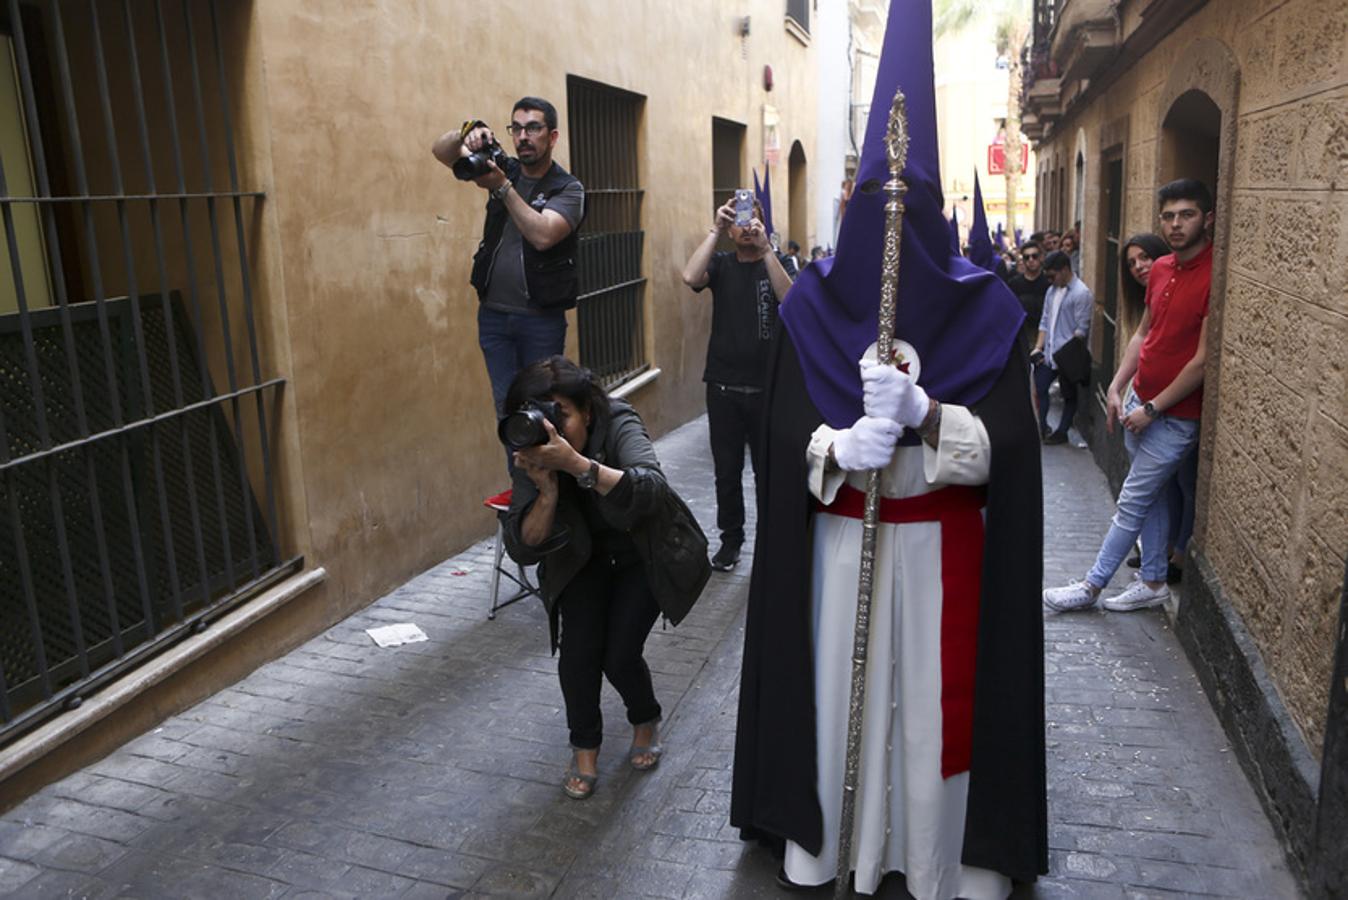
1168, 228, 1206, 252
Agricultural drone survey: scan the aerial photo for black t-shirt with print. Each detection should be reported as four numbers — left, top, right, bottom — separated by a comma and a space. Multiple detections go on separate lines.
1007, 272, 1050, 344
694, 252, 778, 388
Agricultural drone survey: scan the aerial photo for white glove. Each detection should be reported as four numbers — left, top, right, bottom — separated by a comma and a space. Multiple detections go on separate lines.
831, 416, 902, 471
860, 358, 930, 429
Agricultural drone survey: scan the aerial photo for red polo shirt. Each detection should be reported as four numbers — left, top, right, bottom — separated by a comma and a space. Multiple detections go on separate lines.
1134, 241, 1211, 420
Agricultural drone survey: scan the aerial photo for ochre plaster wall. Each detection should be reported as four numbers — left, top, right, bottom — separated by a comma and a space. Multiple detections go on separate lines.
1034, 0, 1348, 756
249, 2, 818, 623
2, 3, 818, 801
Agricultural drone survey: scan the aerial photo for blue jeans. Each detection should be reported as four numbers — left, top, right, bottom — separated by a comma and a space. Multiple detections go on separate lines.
477, 306, 568, 418
1167, 444, 1199, 555
1086, 389, 1200, 589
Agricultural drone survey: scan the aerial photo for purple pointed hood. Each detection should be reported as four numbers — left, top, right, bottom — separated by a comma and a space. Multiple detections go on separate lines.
949, 209, 961, 255
778, 0, 1024, 429
754, 167, 775, 236
968, 171, 998, 272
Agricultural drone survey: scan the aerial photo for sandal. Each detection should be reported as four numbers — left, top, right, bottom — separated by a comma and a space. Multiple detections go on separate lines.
563, 749, 598, 800
629, 719, 663, 771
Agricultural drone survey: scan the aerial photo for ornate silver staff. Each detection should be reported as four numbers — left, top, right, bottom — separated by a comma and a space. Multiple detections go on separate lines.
834, 89, 909, 899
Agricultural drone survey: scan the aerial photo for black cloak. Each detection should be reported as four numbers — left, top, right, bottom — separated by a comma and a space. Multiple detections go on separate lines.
729, 326, 1048, 884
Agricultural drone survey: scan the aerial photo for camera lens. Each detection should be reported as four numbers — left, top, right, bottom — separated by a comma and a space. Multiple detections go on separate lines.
498, 409, 546, 449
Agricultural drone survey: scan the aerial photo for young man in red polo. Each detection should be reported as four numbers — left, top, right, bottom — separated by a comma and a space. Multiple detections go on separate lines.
1044, 178, 1213, 612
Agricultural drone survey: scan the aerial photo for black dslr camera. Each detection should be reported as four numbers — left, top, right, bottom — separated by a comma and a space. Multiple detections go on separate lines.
453, 138, 510, 181
498, 399, 564, 450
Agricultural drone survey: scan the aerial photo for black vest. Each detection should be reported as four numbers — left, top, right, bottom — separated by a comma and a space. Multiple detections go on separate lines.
470, 159, 584, 311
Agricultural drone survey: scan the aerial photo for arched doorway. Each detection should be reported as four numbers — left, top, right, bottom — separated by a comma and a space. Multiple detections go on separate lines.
1147, 38, 1239, 554
788, 141, 808, 252
1160, 89, 1221, 196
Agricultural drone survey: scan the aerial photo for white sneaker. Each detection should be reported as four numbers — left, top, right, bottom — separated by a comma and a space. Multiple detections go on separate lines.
1043, 580, 1099, 612
1102, 579, 1170, 612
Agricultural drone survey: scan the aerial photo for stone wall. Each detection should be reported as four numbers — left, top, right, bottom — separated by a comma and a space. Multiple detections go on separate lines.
1034, 0, 1347, 760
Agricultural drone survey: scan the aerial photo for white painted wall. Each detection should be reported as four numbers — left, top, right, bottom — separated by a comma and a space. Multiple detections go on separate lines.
814, 0, 851, 252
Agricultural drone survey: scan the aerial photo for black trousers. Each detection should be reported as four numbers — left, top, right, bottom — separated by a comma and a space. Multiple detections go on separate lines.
557, 552, 662, 750
705, 383, 765, 548
1033, 361, 1079, 436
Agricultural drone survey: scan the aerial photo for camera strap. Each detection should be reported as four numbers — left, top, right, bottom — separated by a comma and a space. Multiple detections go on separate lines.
459, 119, 488, 140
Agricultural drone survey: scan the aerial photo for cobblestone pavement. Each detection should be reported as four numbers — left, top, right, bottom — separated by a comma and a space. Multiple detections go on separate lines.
0, 415, 1300, 898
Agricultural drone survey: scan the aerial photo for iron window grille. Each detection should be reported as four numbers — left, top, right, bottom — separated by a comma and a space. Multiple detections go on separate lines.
566, 76, 647, 390
0, 0, 294, 747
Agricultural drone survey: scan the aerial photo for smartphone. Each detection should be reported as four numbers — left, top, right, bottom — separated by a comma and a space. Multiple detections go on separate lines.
734, 189, 754, 227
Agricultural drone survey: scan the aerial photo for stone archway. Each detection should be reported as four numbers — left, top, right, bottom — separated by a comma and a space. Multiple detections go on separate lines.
1150, 37, 1240, 554
1161, 90, 1222, 193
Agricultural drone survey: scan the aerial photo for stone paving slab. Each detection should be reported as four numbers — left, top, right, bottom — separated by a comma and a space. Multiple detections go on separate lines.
0, 413, 1301, 898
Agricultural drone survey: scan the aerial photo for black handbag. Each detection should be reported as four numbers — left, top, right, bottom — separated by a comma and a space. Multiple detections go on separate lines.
634, 486, 711, 627
1052, 335, 1091, 385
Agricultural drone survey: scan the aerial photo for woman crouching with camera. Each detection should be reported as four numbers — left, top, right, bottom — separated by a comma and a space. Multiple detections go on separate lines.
501, 356, 709, 800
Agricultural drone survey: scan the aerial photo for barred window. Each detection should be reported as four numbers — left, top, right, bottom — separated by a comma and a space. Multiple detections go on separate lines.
0, 0, 290, 745
566, 76, 647, 390
787, 0, 810, 35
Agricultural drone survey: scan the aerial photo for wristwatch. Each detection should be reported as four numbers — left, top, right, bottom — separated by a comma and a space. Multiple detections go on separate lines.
1143, 401, 1159, 418
576, 459, 600, 490
917, 399, 943, 440
824, 444, 840, 473
490, 181, 511, 202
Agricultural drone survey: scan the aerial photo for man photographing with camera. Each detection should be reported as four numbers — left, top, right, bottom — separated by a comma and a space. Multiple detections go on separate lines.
681, 195, 792, 572
432, 97, 585, 438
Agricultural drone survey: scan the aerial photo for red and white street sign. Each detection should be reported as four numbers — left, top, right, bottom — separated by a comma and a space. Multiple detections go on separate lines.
988, 142, 1029, 175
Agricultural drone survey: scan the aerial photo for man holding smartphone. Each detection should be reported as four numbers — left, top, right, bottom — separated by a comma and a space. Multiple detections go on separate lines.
681, 195, 793, 571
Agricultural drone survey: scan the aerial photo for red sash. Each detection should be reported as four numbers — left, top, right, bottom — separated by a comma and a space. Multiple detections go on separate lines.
816, 482, 986, 778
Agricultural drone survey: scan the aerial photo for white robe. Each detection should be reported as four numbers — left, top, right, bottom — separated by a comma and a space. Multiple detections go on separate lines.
783, 405, 1010, 900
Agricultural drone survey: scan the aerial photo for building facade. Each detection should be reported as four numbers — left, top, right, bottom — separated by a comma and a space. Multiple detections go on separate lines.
1023, 0, 1347, 893
934, 17, 1037, 243
0, 0, 818, 802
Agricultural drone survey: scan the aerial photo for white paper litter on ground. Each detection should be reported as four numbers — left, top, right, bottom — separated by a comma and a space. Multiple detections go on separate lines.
365, 623, 428, 648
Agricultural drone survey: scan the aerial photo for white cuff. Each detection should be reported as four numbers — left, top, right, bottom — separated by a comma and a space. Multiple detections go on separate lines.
807, 425, 849, 504
922, 405, 991, 485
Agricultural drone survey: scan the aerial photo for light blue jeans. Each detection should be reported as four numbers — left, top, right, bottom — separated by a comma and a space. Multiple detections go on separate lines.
1086, 389, 1200, 589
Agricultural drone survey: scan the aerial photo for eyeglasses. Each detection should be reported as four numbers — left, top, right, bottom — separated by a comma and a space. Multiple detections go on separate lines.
506, 122, 549, 137
1159, 208, 1202, 224
1022, 253, 1041, 261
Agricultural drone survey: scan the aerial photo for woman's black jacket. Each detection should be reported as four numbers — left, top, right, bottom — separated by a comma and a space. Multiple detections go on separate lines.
501, 399, 709, 650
